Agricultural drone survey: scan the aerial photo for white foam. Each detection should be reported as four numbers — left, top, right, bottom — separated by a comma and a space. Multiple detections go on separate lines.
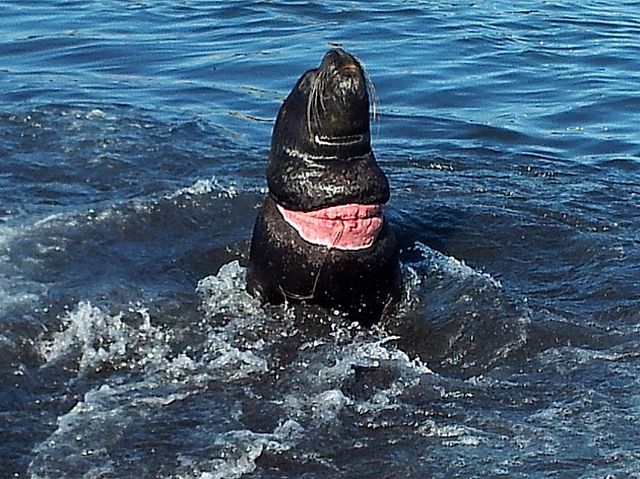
0, 223, 51, 316
85, 109, 107, 120
178, 420, 304, 479
197, 260, 264, 323
31, 260, 449, 477
203, 341, 269, 380
307, 389, 352, 422
168, 176, 239, 200
39, 302, 171, 376
413, 241, 502, 288
418, 420, 482, 447
196, 261, 439, 428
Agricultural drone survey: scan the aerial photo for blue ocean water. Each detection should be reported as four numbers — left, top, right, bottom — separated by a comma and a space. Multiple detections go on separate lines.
1, 1, 639, 477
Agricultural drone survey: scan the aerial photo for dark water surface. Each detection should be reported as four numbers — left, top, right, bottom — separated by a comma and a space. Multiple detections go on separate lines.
1, 1, 640, 478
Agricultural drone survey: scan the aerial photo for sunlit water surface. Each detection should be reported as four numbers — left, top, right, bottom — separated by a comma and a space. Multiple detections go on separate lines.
1, 1, 639, 477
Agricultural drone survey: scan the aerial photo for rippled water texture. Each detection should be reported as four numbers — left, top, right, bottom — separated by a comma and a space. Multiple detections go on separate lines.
1, 1, 640, 478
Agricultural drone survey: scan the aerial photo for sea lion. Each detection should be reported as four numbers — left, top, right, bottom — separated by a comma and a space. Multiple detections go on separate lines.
247, 48, 400, 326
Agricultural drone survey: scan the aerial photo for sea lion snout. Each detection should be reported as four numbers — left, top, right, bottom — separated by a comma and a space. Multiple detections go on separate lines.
311, 49, 370, 138
319, 48, 367, 98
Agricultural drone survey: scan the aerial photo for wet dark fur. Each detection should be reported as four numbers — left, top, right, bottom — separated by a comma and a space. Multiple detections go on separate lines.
247, 49, 401, 325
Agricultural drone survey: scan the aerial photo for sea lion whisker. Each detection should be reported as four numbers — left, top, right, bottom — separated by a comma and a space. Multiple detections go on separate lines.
306, 70, 319, 135
318, 68, 329, 111
310, 68, 328, 135
306, 79, 316, 136
363, 68, 379, 123
313, 69, 324, 131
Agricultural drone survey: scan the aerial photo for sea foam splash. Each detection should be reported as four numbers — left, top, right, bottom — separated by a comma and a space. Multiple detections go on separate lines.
31, 257, 456, 478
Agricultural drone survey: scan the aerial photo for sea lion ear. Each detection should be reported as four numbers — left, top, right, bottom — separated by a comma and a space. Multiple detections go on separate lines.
296, 69, 317, 93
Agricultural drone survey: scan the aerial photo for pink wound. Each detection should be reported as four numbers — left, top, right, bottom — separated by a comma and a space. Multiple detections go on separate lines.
277, 203, 383, 250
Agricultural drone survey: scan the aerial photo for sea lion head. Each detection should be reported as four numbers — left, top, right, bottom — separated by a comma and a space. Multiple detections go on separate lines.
304, 48, 372, 146
267, 48, 390, 214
